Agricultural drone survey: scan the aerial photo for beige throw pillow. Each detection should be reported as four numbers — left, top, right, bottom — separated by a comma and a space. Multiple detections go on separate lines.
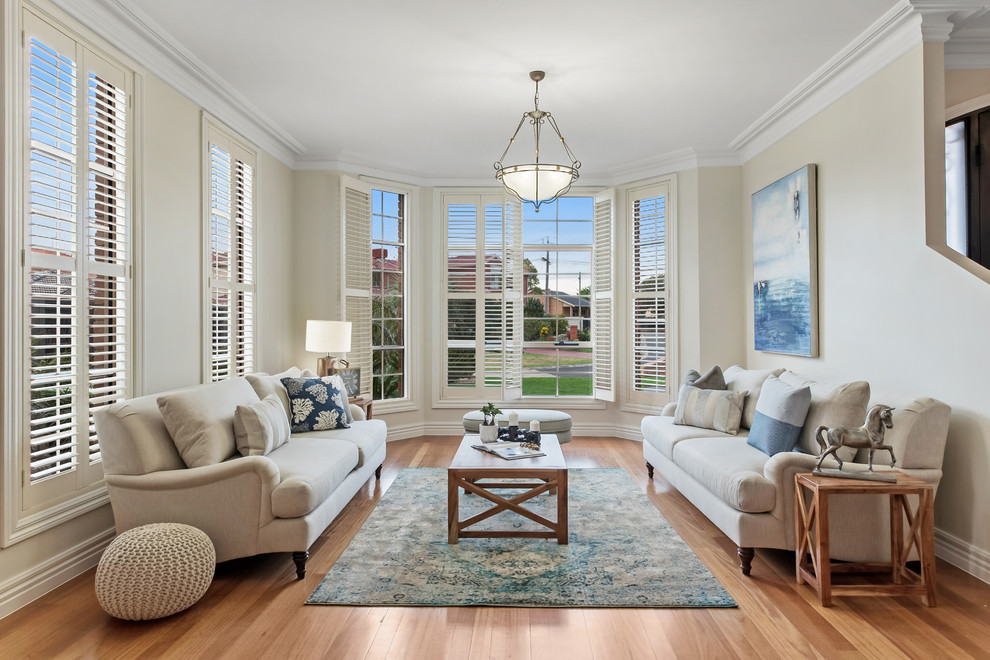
674, 385, 747, 435
157, 378, 260, 468
777, 371, 871, 462
246, 367, 302, 418
234, 394, 291, 456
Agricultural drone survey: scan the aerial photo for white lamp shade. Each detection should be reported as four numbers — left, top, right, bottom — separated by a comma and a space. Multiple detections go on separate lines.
499, 164, 577, 204
305, 320, 352, 353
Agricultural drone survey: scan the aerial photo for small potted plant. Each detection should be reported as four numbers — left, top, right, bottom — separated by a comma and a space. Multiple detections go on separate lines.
479, 402, 501, 443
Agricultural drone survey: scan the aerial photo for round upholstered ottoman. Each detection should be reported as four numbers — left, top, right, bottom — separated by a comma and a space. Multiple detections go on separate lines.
96, 523, 215, 620
462, 409, 573, 443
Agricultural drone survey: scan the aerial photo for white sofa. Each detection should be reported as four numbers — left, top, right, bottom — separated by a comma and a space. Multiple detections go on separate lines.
642, 366, 950, 575
95, 367, 386, 579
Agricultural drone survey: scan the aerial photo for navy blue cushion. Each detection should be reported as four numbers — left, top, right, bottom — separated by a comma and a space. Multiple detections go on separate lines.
280, 376, 350, 433
746, 375, 811, 456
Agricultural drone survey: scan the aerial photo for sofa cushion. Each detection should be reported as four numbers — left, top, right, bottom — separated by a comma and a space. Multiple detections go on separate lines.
246, 367, 302, 418
778, 371, 870, 461
157, 378, 260, 468
234, 394, 291, 457
641, 414, 747, 461
672, 437, 776, 513
281, 376, 351, 432
674, 385, 746, 435
299, 419, 387, 468
747, 375, 812, 456
681, 365, 726, 391
724, 366, 786, 429
268, 438, 360, 518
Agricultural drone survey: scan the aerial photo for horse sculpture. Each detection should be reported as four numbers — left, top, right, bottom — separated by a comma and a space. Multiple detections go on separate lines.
814, 404, 896, 472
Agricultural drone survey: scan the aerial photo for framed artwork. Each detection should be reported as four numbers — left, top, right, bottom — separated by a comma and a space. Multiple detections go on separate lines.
752, 164, 819, 357
338, 368, 361, 397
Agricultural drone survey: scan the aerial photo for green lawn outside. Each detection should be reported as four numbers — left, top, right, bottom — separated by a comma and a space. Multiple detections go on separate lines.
522, 377, 593, 396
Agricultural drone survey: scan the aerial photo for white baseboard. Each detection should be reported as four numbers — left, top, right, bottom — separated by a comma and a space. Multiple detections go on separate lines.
935, 528, 990, 585
0, 526, 115, 620
386, 421, 645, 442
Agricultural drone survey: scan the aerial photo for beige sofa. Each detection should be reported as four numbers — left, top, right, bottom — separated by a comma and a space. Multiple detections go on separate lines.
95, 367, 386, 579
642, 366, 950, 575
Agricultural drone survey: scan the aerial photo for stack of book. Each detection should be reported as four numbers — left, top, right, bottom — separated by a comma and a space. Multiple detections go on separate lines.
471, 441, 545, 460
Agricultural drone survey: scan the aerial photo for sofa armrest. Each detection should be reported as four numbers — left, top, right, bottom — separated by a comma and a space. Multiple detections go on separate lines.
104, 456, 280, 562
661, 402, 677, 417
350, 403, 366, 421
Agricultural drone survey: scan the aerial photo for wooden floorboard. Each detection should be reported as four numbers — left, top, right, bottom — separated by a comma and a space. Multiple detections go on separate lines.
0, 436, 987, 659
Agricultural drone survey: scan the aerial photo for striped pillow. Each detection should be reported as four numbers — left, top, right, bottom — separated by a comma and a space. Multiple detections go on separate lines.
746, 375, 812, 456
674, 385, 747, 435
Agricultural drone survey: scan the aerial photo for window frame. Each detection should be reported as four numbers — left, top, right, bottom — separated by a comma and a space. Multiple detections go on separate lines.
624, 177, 677, 413
432, 187, 606, 410
3, 3, 142, 546
367, 180, 416, 412
202, 115, 257, 383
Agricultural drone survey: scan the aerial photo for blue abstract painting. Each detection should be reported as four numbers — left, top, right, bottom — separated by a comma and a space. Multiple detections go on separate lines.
752, 164, 818, 356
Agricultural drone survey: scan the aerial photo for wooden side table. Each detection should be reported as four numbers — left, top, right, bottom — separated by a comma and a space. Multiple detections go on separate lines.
794, 472, 936, 607
348, 396, 372, 420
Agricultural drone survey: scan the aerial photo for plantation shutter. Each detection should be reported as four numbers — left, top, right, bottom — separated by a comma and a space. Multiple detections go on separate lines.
632, 189, 668, 394
502, 198, 523, 400
341, 176, 372, 395
23, 13, 131, 504
207, 125, 255, 382
592, 191, 615, 402
444, 197, 479, 396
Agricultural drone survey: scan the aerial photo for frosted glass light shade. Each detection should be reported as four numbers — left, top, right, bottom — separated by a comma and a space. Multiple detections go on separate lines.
305, 320, 351, 353
498, 164, 578, 207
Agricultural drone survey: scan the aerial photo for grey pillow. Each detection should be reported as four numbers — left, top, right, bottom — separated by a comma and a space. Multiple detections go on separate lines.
234, 394, 291, 456
674, 385, 747, 435
682, 365, 725, 390
157, 378, 260, 468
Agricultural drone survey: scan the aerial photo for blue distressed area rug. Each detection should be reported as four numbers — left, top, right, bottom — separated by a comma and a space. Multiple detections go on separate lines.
307, 467, 736, 608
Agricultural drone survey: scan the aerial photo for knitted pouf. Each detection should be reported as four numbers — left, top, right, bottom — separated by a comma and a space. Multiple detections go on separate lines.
96, 523, 215, 620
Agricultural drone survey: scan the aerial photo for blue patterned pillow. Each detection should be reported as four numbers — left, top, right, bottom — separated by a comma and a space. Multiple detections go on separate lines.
280, 376, 350, 433
746, 375, 811, 456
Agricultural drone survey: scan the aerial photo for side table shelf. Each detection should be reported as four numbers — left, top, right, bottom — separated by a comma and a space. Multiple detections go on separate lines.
794, 471, 937, 607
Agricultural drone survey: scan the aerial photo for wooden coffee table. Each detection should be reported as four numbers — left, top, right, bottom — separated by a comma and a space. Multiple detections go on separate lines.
447, 433, 568, 544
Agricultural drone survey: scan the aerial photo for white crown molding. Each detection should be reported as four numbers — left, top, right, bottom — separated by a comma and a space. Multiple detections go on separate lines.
0, 526, 115, 619
946, 28, 990, 68
731, 0, 923, 162
935, 528, 990, 585
49, 0, 304, 167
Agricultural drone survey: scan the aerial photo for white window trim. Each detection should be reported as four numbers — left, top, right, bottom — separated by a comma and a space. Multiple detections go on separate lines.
622, 174, 677, 414
362, 176, 416, 414
201, 114, 257, 383
2, 1, 143, 546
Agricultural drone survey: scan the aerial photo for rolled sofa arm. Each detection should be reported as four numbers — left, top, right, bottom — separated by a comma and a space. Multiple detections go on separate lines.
350, 403, 366, 421
661, 402, 677, 417
104, 456, 280, 563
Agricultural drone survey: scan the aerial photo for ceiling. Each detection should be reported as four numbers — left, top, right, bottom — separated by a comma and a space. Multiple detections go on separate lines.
121, 0, 900, 182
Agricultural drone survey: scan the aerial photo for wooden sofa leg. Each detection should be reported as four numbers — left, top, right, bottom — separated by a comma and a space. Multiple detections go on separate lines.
292, 551, 309, 580
646, 461, 654, 479
738, 547, 754, 576
375, 463, 383, 480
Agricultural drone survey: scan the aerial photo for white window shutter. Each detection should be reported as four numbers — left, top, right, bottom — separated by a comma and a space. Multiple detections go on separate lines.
502, 198, 523, 399
341, 175, 372, 394
22, 13, 132, 505
592, 190, 615, 402
632, 192, 668, 394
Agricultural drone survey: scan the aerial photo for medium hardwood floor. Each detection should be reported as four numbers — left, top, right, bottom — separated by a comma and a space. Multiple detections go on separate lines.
2, 436, 989, 659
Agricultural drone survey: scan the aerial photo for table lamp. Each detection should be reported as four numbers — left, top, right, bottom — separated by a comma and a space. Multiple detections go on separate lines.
306, 320, 351, 377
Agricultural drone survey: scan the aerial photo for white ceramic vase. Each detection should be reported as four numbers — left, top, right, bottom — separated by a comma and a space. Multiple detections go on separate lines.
479, 424, 498, 443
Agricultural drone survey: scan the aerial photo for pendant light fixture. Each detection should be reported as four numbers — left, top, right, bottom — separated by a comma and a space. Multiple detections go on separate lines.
494, 70, 581, 212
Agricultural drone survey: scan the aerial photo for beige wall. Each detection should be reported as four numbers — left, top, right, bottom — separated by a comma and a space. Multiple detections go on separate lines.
742, 45, 990, 558
945, 68, 990, 109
